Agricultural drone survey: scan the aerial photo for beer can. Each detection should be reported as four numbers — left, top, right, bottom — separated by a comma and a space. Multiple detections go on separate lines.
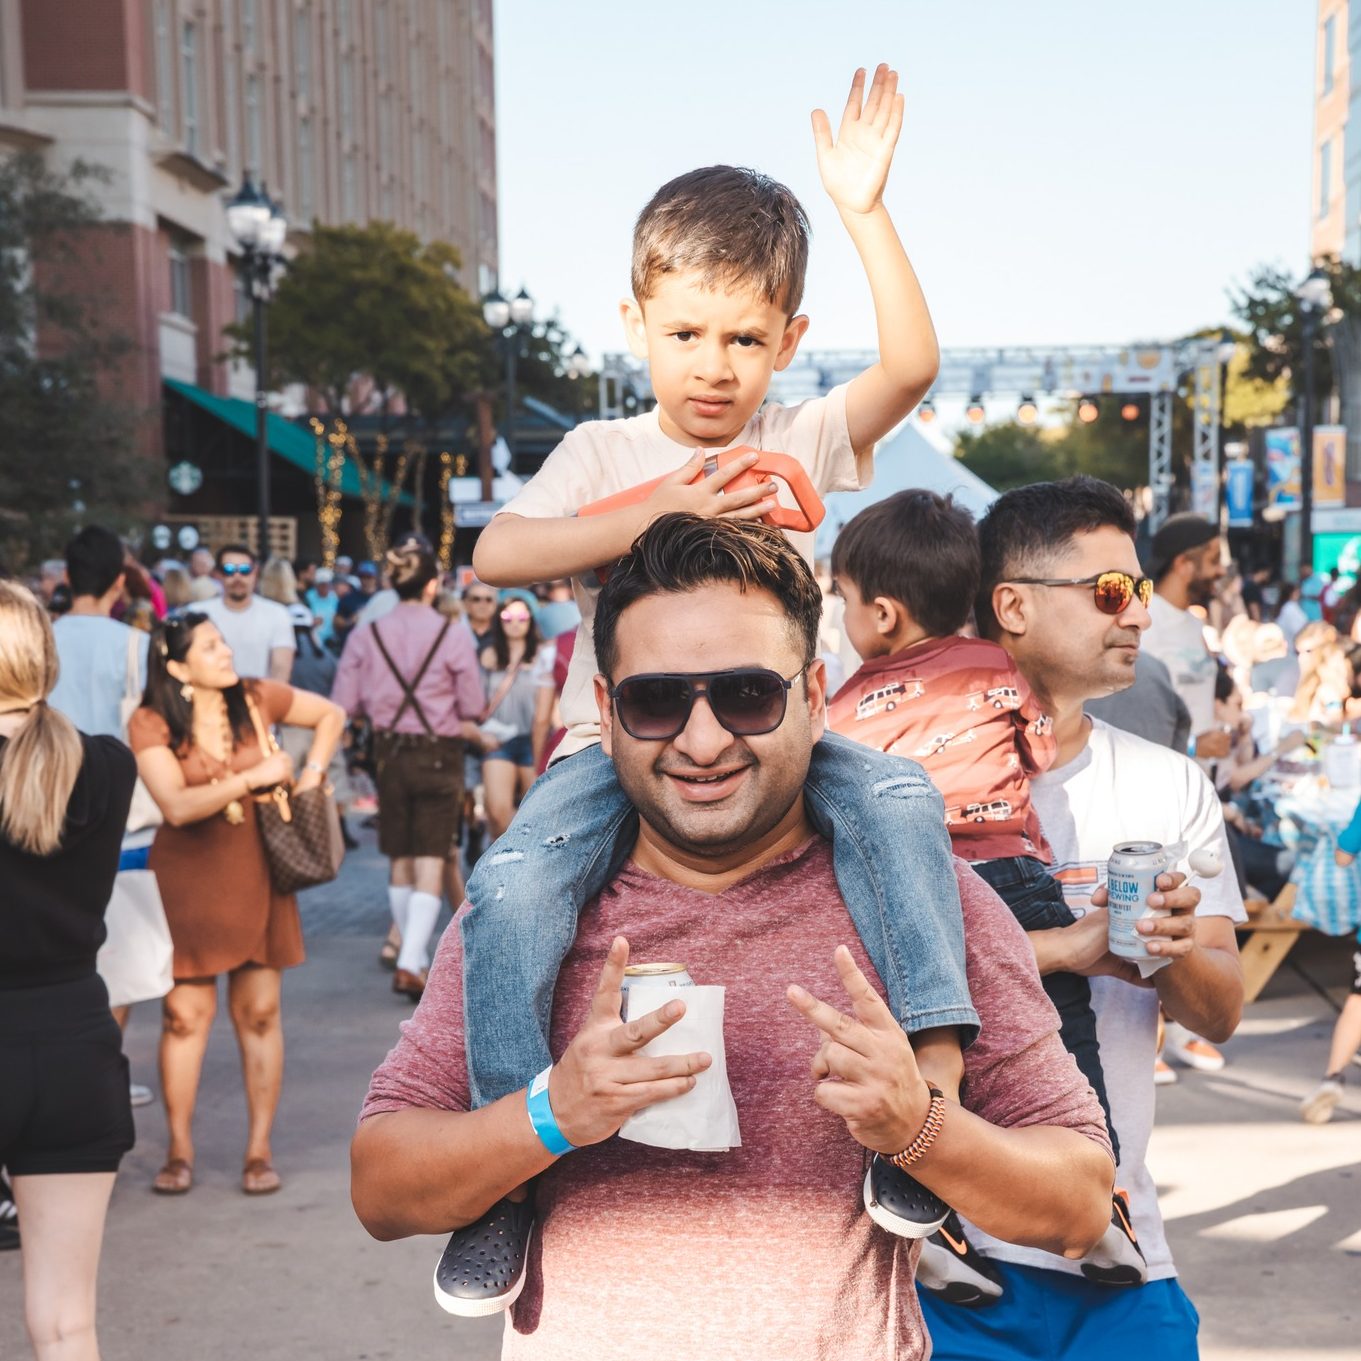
620, 962, 694, 1016
1106, 841, 1170, 960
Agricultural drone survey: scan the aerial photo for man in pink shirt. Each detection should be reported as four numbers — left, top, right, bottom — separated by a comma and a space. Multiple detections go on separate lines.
352, 515, 1115, 1359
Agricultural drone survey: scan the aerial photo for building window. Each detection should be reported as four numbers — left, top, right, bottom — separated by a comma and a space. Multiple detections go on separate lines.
1320, 137, 1333, 218
154, 0, 175, 130
246, 72, 262, 176
295, 6, 311, 105
242, 0, 256, 54
168, 243, 193, 320
1324, 14, 1337, 95
181, 20, 199, 156
222, 0, 239, 173
298, 118, 314, 221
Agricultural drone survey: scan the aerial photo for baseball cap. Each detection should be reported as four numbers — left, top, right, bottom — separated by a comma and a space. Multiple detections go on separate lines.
1148, 514, 1218, 581
314, 567, 334, 584
357, 560, 379, 578
287, 602, 314, 628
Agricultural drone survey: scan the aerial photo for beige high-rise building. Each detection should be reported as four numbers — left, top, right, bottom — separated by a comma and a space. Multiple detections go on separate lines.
1313, 0, 1348, 261
0, 0, 497, 549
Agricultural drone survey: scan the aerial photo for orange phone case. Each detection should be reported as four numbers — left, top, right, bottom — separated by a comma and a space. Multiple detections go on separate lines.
578, 446, 825, 534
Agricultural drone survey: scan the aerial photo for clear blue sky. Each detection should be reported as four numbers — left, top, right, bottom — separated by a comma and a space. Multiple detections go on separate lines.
495, 0, 1315, 363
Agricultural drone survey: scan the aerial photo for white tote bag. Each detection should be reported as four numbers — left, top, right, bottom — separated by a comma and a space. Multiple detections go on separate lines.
97, 869, 174, 1007
120, 629, 162, 833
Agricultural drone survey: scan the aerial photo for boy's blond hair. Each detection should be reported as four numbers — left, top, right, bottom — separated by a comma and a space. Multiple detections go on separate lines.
631, 165, 810, 315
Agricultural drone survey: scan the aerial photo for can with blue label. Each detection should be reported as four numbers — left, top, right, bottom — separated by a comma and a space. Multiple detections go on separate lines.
1107, 841, 1171, 960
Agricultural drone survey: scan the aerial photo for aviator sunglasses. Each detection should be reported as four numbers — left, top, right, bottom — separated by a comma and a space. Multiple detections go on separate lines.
607, 667, 804, 741
1005, 570, 1153, 615
219, 562, 254, 577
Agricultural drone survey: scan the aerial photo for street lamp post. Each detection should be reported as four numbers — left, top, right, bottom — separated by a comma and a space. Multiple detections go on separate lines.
225, 176, 288, 560
1296, 267, 1334, 579
1214, 328, 1236, 525
482, 286, 535, 491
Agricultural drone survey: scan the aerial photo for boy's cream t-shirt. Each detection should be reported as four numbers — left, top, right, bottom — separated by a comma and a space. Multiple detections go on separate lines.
499, 385, 869, 758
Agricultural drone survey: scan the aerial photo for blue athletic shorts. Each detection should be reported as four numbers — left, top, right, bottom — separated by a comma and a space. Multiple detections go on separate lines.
919, 1261, 1200, 1361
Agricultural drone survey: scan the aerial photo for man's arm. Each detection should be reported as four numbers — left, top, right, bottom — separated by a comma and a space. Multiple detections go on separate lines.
267, 646, 295, 682
472, 452, 774, 587
788, 948, 1111, 1259
812, 66, 939, 457
1032, 875, 1244, 1042
352, 936, 710, 1240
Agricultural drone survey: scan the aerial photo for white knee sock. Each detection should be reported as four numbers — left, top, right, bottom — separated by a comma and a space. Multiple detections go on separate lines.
388, 884, 413, 936
397, 891, 442, 974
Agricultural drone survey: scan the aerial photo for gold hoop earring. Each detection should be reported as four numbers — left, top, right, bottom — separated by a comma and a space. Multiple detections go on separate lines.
180, 682, 194, 702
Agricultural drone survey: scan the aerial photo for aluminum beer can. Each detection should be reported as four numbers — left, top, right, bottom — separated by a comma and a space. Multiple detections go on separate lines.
1106, 841, 1169, 960
620, 962, 694, 1015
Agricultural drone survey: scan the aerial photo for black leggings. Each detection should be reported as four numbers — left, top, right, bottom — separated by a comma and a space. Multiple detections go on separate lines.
0, 974, 134, 1176
972, 856, 1120, 1164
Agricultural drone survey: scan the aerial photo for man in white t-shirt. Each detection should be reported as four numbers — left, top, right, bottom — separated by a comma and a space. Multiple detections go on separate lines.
921, 476, 1245, 1361
1140, 513, 1227, 757
199, 544, 295, 681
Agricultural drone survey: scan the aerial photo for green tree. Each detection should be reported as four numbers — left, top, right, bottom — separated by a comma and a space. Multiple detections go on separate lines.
0, 153, 147, 568
954, 422, 1067, 489
229, 221, 492, 420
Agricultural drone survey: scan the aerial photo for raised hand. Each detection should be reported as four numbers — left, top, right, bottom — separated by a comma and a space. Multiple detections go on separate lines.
548, 936, 712, 1147
644, 449, 779, 523
811, 64, 905, 217
786, 945, 931, 1155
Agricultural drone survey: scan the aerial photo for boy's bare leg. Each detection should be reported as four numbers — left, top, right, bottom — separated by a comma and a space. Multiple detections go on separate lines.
911, 1026, 964, 1104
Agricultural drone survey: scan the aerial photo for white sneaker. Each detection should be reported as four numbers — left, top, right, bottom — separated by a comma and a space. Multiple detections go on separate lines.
129, 1082, 155, 1108
1163, 1022, 1225, 1072
1154, 1057, 1178, 1086
1300, 1078, 1344, 1125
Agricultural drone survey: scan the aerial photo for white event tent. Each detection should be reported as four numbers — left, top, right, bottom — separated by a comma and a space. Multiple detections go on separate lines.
813, 422, 998, 560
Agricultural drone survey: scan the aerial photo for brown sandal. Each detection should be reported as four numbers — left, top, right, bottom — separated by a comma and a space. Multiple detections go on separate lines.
152, 1158, 193, 1195
242, 1158, 281, 1195
379, 925, 400, 971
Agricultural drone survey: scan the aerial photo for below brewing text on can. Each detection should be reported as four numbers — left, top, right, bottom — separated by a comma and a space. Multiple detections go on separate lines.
1106, 841, 1170, 960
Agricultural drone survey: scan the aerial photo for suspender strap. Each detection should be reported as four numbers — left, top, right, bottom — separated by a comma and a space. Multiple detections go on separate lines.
371, 617, 453, 735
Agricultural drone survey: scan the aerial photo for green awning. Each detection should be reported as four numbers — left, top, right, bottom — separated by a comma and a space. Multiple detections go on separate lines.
164, 379, 411, 504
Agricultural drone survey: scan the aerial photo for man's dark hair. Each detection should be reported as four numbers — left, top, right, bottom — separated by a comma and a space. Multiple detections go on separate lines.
830, 490, 979, 638
64, 525, 125, 600
632, 165, 811, 315
385, 533, 438, 602
975, 476, 1137, 639
216, 543, 255, 570
594, 514, 822, 678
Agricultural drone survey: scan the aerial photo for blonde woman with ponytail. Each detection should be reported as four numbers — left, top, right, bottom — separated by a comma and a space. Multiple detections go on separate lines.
0, 581, 138, 1361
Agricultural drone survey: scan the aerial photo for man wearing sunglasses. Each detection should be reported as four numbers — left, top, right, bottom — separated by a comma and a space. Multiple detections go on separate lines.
199, 545, 295, 683
354, 513, 1115, 1358
919, 477, 1245, 1361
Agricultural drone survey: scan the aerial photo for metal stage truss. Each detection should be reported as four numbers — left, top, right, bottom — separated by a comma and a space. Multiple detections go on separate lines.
597, 339, 1227, 530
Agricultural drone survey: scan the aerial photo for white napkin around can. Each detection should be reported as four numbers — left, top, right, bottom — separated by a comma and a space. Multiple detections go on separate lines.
617, 984, 741, 1152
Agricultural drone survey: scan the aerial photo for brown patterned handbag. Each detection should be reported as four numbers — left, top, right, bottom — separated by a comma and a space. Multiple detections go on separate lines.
247, 697, 345, 894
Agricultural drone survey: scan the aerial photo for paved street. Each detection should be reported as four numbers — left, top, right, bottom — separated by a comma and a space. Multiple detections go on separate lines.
2, 829, 1357, 1359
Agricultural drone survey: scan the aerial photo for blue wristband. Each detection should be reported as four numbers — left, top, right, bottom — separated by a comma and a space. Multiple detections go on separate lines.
526, 1065, 576, 1156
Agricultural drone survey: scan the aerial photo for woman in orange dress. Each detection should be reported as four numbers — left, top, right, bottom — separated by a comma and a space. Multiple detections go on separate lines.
129, 612, 343, 1196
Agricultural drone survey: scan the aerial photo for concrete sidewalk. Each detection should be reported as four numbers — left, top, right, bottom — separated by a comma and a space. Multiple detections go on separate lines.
2, 831, 1356, 1358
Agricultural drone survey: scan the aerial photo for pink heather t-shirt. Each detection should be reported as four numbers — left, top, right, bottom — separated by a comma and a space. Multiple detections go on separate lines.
362, 839, 1110, 1361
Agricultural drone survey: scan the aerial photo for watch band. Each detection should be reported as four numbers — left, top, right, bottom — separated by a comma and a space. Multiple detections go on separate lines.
887, 1083, 946, 1171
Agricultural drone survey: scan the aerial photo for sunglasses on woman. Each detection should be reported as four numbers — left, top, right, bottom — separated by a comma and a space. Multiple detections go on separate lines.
1005, 570, 1154, 615
499, 607, 531, 622
607, 667, 803, 741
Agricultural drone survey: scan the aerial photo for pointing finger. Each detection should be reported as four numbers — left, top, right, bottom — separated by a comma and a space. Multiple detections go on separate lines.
590, 936, 629, 1020
610, 997, 689, 1055
833, 945, 896, 1031
786, 982, 873, 1056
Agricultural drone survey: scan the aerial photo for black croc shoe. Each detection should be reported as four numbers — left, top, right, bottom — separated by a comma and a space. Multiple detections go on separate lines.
1079, 1189, 1147, 1288
917, 1210, 1005, 1307
433, 1196, 534, 1317
863, 1154, 950, 1239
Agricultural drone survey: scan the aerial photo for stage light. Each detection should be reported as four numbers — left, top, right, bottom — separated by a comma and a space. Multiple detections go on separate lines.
1077, 398, 1099, 424
1121, 401, 1140, 422
966, 395, 986, 424
1016, 396, 1039, 425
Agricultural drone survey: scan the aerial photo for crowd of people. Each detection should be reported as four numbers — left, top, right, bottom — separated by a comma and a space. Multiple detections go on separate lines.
2, 61, 1356, 1361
